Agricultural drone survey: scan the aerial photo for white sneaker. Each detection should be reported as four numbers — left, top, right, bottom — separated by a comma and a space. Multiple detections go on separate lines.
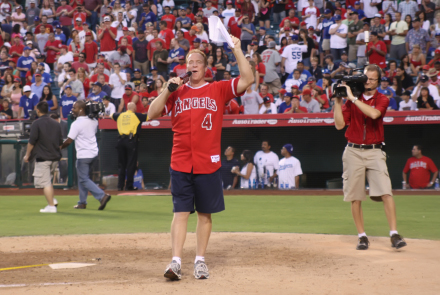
53, 198, 58, 207
40, 205, 57, 213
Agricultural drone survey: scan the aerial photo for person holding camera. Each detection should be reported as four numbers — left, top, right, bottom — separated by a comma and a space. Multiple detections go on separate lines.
333, 64, 407, 251
60, 100, 111, 210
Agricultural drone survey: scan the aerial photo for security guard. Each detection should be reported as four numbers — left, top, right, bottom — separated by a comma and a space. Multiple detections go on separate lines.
112, 101, 147, 191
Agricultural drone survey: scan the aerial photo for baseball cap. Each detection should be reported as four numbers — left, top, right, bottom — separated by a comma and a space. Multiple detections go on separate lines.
37, 55, 44, 59
245, 54, 251, 58
355, 1, 360, 4
324, 9, 332, 14
235, 8, 241, 12
402, 90, 411, 96
191, 25, 200, 32
150, 66, 158, 71
413, 17, 421, 22
302, 89, 311, 96
283, 144, 293, 154
55, 24, 62, 29
334, 15, 341, 21
307, 77, 316, 83
260, 26, 266, 31
347, 5, 353, 10
134, 68, 141, 73
291, 35, 299, 41
263, 96, 271, 103
38, 62, 45, 66
284, 92, 293, 98
26, 40, 32, 44
65, 85, 72, 89
420, 75, 429, 82
35, 73, 41, 77
308, 26, 314, 31
268, 41, 276, 48
34, 16, 40, 21
178, 55, 185, 60
381, 76, 390, 82
23, 85, 31, 92
291, 85, 299, 89
341, 51, 347, 56
14, 77, 21, 82
279, 89, 287, 95
202, 40, 208, 44
75, 17, 82, 21
250, 42, 257, 46
226, 0, 233, 4
125, 84, 133, 90
137, 29, 145, 34
23, 46, 31, 51
435, 49, 440, 55
219, 14, 224, 18
104, 16, 111, 22
93, 82, 103, 87
364, 22, 370, 27
122, 27, 128, 31
119, 45, 127, 51
30, 0, 36, 3
85, 31, 92, 36
374, 13, 382, 18
300, 21, 307, 26
350, 11, 359, 15
194, 38, 201, 43
370, 31, 378, 36
422, 65, 430, 70
129, 27, 135, 32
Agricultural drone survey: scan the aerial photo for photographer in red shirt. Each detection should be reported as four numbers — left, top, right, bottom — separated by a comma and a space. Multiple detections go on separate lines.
403, 145, 438, 189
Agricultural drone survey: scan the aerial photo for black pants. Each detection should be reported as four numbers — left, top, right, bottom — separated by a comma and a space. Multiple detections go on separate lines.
116, 136, 138, 190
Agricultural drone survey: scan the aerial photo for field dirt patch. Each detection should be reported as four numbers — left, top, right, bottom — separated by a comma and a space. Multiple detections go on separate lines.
0, 233, 439, 295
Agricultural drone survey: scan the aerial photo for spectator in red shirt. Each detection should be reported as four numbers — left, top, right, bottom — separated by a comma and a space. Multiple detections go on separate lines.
83, 32, 98, 68
224, 99, 240, 114
367, 32, 387, 69
117, 28, 133, 45
35, 15, 54, 34
162, 6, 176, 30
184, 26, 198, 46
253, 52, 265, 84
259, 84, 274, 103
159, 21, 175, 50
55, 0, 74, 27
44, 33, 61, 69
227, 9, 242, 39
147, 28, 166, 61
89, 64, 109, 86
72, 52, 90, 74
9, 35, 24, 65
97, 16, 118, 55
172, 56, 187, 77
279, 9, 300, 29
284, 95, 308, 113
403, 145, 438, 189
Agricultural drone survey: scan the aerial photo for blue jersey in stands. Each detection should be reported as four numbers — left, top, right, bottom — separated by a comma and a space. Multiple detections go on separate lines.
17, 56, 35, 78
141, 11, 157, 29
321, 17, 335, 40
31, 72, 53, 84
55, 33, 66, 44
19, 94, 39, 119
168, 47, 185, 70
60, 95, 77, 118
87, 91, 107, 102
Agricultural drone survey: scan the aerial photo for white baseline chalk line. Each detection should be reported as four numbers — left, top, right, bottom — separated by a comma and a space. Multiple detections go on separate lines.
0, 280, 129, 288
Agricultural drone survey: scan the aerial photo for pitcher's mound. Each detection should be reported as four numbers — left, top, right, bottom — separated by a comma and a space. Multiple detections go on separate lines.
1, 233, 439, 295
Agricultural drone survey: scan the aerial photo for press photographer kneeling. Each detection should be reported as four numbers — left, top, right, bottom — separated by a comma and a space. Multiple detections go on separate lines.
60, 100, 111, 210
333, 64, 407, 251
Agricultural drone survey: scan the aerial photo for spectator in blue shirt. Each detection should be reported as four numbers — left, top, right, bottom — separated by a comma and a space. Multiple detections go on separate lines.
19, 86, 39, 119
353, 2, 366, 21
176, 7, 192, 30
167, 39, 185, 70
320, 9, 335, 60
377, 77, 396, 97
382, 89, 398, 110
60, 85, 77, 119
87, 82, 107, 102
317, 69, 332, 87
278, 93, 293, 113
54, 24, 66, 44
16, 47, 35, 85
140, 4, 157, 29
31, 63, 53, 84
31, 73, 47, 100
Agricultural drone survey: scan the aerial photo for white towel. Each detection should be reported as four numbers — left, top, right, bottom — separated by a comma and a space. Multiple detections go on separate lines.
208, 16, 235, 48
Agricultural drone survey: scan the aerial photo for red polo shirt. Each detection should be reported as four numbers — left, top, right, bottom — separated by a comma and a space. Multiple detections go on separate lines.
342, 90, 389, 145
163, 78, 244, 174
367, 40, 387, 68
183, 32, 197, 45
403, 156, 438, 189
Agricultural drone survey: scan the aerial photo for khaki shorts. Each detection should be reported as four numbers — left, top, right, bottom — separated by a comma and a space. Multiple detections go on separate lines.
322, 39, 331, 51
33, 161, 58, 188
342, 146, 392, 202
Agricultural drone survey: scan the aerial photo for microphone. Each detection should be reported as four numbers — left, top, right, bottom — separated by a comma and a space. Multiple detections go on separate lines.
168, 71, 192, 92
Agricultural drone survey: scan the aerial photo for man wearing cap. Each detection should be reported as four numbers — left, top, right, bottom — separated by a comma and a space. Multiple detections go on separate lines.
111, 101, 147, 191
285, 94, 308, 113
62, 68, 84, 101
16, 46, 35, 85
329, 15, 348, 60
360, 0, 380, 20
222, 0, 235, 26
44, 33, 61, 69
98, 16, 118, 57
56, 0, 74, 27
26, 0, 40, 26
176, 6, 192, 29
398, 0, 419, 20
405, 17, 431, 55
411, 74, 440, 104
281, 35, 308, 76
31, 72, 47, 99
381, 89, 398, 110
278, 144, 302, 190
399, 90, 417, 110
378, 77, 396, 97
119, 84, 143, 113
172, 55, 187, 77
54, 24, 66, 44
0, 0, 12, 23
18, 85, 39, 119
79, 23, 97, 45
278, 92, 293, 113
87, 82, 107, 102
56, 45, 74, 73
319, 9, 335, 67
9, 34, 24, 65
388, 12, 408, 60
300, 88, 320, 113
347, 11, 363, 62
31, 63, 52, 85
370, 14, 386, 39
367, 32, 387, 68
261, 41, 282, 95
259, 96, 277, 114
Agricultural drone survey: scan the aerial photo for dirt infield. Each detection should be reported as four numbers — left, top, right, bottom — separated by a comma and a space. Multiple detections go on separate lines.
1, 233, 439, 295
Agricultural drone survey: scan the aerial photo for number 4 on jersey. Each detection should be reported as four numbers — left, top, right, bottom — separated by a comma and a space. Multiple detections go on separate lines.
202, 113, 212, 130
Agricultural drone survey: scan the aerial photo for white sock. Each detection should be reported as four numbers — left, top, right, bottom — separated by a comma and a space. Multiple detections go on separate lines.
195, 256, 205, 263
358, 232, 367, 238
172, 256, 181, 265
390, 230, 398, 237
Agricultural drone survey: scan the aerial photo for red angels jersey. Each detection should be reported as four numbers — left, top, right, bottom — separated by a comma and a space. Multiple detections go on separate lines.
224, 99, 239, 114
161, 14, 176, 30
163, 78, 244, 174
403, 156, 438, 189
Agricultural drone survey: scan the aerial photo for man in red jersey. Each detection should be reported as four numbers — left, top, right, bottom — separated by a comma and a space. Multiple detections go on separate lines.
158, 20, 175, 49
279, 9, 300, 29
148, 36, 254, 281
119, 84, 143, 112
366, 32, 387, 69
97, 16, 117, 57
227, 9, 242, 39
162, 6, 176, 30
44, 33, 61, 69
403, 145, 438, 189
334, 64, 407, 251
83, 32, 98, 69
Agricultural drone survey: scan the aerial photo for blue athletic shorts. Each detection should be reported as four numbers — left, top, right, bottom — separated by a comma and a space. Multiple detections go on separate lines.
169, 167, 225, 214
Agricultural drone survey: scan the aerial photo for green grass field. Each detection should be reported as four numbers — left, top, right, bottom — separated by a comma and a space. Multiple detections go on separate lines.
0, 195, 439, 240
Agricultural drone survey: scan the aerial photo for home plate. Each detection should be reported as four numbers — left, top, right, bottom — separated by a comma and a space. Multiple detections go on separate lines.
118, 192, 171, 196
49, 263, 96, 270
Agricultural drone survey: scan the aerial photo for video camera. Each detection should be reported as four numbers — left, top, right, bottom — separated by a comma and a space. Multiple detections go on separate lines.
70, 100, 105, 121
333, 68, 368, 99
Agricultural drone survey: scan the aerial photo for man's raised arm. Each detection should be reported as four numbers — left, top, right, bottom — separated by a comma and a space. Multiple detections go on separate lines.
230, 35, 254, 94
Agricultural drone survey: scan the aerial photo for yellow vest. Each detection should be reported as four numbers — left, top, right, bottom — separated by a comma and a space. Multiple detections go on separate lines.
116, 111, 141, 136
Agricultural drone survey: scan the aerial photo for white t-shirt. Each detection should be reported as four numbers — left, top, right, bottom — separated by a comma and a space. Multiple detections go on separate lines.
222, 8, 236, 27
162, 0, 175, 8
303, 6, 319, 29
297, 0, 309, 11
411, 84, 440, 103
259, 103, 277, 114
109, 72, 127, 98
399, 100, 417, 111
253, 151, 280, 185
240, 163, 257, 189
241, 90, 264, 114
57, 53, 74, 70
284, 78, 302, 91
67, 116, 99, 159
329, 23, 348, 49
105, 102, 116, 115
360, 0, 379, 18
78, 30, 97, 45
356, 32, 366, 57
281, 44, 308, 74
278, 156, 303, 189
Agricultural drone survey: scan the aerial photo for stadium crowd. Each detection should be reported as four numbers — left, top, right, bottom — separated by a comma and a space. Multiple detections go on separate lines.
0, 0, 440, 120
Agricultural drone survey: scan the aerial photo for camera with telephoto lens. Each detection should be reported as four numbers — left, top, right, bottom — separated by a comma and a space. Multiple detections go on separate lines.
70, 100, 105, 121
333, 72, 368, 99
